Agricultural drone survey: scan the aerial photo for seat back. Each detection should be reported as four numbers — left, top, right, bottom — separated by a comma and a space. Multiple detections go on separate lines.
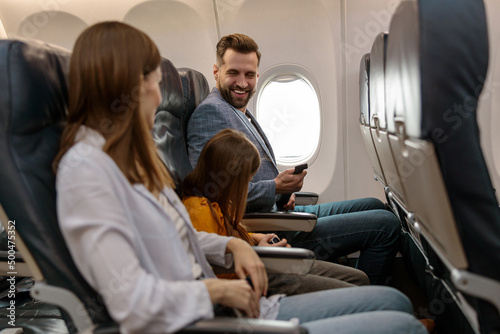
385, 0, 500, 331
359, 52, 387, 186
153, 60, 209, 196
0, 39, 112, 332
368, 33, 409, 207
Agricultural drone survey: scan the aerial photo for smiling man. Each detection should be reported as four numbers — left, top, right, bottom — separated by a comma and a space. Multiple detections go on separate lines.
186, 34, 402, 285
187, 34, 303, 213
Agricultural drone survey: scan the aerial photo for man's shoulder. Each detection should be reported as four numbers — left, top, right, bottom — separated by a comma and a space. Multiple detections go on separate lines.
192, 89, 233, 120
197, 89, 227, 109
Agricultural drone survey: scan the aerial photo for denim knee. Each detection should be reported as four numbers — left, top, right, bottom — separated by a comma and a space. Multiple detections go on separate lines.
371, 210, 401, 238
383, 287, 414, 314
362, 197, 386, 210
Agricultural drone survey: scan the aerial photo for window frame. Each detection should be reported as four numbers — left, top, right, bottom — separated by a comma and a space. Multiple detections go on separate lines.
252, 64, 323, 169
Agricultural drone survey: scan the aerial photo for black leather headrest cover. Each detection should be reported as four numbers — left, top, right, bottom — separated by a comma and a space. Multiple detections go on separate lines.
158, 57, 183, 118
359, 53, 370, 126
0, 39, 112, 327
177, 67, 210, 126
153, 65, 209, 196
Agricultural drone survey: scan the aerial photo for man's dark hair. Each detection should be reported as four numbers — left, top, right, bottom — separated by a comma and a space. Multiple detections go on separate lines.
216, 33, 261, 67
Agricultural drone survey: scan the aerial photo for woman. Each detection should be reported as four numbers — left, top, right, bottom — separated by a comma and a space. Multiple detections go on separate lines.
55, 21, 426, 334
183, 128, 369, 295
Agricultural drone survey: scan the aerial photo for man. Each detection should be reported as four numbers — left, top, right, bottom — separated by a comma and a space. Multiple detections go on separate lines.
187, 33, 400, 285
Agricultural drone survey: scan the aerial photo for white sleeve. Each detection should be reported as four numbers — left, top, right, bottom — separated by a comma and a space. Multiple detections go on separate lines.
195, 230, 235, 268
56, 151, 214, 334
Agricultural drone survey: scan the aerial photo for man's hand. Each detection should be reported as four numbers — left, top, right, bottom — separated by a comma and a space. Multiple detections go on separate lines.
274, 169, 306, 194
226, 238, 268, 297
282, 193, 296, 211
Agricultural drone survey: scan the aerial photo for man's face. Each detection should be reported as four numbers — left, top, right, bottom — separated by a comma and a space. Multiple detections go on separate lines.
214, 49, 259, 112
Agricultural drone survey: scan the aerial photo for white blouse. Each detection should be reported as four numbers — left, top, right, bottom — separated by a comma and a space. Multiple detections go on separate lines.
56, 126, 234, 334
158, 193, 203, 279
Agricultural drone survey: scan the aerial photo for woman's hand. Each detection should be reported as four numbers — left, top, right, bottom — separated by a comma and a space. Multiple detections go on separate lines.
203, 279, 260, 318
226, 238, 268, 297
257, 234, 291, 248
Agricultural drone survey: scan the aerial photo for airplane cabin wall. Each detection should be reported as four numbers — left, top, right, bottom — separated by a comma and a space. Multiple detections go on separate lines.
0, 0, 497, 204
343, 0, 398, 201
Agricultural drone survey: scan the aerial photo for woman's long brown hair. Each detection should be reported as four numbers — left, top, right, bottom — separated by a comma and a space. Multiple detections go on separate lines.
183, 129, 261, 245
54, 21, 173, 192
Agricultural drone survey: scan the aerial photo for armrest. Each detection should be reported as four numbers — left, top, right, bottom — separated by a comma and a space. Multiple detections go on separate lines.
242, 212, 316, 232
84, 316, 307, 334
213, 247, 315, 275
0, 250, 24, 262
253, 246, 315, 259
181, 318, 307, 334
253, 246, 315, 275
0, 250, 31, 277
294, 192, 319, 206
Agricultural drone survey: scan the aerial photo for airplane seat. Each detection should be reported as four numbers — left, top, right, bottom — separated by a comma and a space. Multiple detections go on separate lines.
359, 52, 404, 222
368, 32, 410, 216
0, 38, 117, 333
359, 52, 388, 188
177, 67, 211, 143
153, 59, 192, 196
385, 0, 500, 332
0, 38, 308, 334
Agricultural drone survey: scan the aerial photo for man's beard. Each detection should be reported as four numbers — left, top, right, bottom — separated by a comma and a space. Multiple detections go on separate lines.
218, 79, 255, 111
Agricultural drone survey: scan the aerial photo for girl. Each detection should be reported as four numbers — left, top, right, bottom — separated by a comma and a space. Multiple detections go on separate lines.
183, 128, 370, 296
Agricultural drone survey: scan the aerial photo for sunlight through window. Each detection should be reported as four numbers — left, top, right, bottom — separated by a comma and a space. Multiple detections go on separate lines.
257, 76, 320, 164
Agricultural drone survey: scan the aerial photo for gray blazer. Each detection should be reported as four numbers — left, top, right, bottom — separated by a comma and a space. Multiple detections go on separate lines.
56, 126, 234, 333
187, 88, 279, 212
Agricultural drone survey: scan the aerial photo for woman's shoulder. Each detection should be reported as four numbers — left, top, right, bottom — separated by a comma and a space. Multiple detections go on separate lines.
57, 127, 120, 184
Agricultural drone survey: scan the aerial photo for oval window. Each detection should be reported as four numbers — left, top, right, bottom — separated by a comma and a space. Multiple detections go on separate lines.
256, 75, 320, 165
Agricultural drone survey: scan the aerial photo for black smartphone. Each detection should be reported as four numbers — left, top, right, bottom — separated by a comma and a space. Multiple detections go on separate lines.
269, 235, 281, 244
245, 275, 254, 288
293, 163, 308, 174
276, 164, 308, 210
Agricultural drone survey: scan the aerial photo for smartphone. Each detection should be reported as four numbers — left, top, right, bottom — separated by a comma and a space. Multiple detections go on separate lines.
245, 275, 254, 288
293, 163, 308, 174
269, 235, 281, 244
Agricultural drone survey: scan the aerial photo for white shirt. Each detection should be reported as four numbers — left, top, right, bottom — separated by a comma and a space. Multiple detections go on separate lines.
158, 193, 203, 279
56, 126, 234, 334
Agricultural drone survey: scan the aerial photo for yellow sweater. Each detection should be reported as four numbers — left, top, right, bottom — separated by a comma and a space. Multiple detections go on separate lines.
182, 196, 239, 279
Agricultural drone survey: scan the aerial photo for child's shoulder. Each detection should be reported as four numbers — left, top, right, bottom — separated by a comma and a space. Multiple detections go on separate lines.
182, 196, 209, 208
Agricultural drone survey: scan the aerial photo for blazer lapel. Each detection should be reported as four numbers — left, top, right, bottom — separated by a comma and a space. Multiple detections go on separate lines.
246, 110, 277, 163
229, 105, 278, 171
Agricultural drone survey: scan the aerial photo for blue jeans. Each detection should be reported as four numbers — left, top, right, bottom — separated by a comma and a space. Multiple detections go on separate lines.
277, 286, 427, 334
278, 197, 400, 284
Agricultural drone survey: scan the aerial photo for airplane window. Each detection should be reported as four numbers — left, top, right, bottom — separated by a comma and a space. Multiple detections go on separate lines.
256, 75, 320, 165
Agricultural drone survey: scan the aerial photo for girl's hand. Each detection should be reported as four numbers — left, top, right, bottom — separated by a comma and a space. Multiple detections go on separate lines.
257, 234, 290, 248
